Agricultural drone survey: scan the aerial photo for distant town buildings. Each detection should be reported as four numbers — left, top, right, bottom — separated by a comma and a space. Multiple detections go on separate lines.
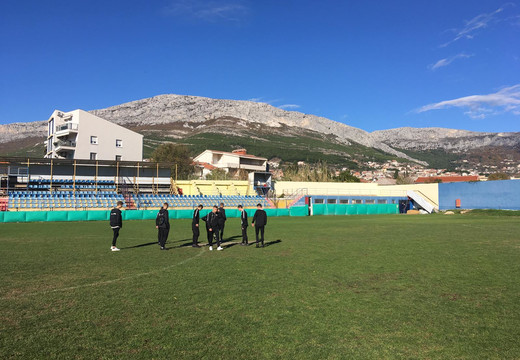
44, 110, 143, 161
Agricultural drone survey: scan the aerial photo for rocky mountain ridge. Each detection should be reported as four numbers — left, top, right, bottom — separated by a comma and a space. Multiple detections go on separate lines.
0, 94, 518, 167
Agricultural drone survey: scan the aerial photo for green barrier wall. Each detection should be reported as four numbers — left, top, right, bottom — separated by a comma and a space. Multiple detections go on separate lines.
312, 204, 398, 216
0, 206, 311, 223
0, 205, 395, 223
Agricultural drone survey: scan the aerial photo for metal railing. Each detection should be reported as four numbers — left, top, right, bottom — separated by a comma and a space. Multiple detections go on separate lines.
56, 123, 78, 132
55, 140, 76, 148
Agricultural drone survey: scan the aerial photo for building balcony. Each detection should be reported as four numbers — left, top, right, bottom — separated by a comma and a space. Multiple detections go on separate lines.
55, 123, 78, 137
215, 162, 266, 172
54, 140, 76, 152
239, 164, 267, 171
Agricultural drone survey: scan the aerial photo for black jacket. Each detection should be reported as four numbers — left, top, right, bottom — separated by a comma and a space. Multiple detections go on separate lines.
252, 209, 267, 227
202, 211, 219, 230
192, 208, 200, 225
240, 210, 248, 227
156, 208, 170, 229
217, 207, 227, 226
110, 208, 122, 228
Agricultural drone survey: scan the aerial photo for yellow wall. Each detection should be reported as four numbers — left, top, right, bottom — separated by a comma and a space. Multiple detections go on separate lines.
175, 180, 252, 197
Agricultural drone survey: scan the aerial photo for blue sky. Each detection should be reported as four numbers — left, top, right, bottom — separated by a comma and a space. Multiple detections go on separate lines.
1, 0, 519, 132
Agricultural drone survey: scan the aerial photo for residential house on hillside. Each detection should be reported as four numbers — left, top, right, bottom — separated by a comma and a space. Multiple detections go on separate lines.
193, 149, 267, 179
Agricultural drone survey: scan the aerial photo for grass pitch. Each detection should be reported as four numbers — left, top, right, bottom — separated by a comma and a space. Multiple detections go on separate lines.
1, 213, 520, 359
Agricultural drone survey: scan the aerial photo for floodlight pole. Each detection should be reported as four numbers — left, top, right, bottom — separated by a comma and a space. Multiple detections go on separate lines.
50, 159, 53, 194
73, 160, 76, 196
115, 161, 119, 193
95, 161, 98, 194
26, 158, 30, 190
136, 162, 140, 195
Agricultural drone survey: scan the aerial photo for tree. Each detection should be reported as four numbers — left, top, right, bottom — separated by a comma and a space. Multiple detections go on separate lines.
395, 176, 415, 184
393, 169, 399, 179
335, 170, 361, 183
487, 172, 510, 181
205, 168, 231, 181
150, 143, 194, 180
281, 161, 335, 182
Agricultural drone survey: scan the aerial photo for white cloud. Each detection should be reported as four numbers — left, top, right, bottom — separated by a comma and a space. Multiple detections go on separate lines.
417, 84, 520, 119
278, 104, 301, 110
246, 97, 283, 105
164, 0, 249, 22
441, 5, 511, 47
429, 53, 474, 70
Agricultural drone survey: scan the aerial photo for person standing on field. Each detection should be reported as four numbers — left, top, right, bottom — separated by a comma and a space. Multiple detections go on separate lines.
218, 202, 227, 241
156, 202, 170, 250
109, 201, 124, 251
192, 204, 203, 247
238, 205, 248, 245
252, 203, 267, 248
202, 205, 223, 251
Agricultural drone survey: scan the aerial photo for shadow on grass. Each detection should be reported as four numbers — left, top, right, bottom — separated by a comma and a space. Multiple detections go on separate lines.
262, 239, 282, 247
120, 241, 158, 249
222, 235, 242, 241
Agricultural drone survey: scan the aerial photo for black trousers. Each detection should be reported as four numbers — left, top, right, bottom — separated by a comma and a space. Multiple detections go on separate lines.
255, 226, 265, 245
192, 224, 200, 245
158, 228, 169, 248
207, 227, 220, 247
241, 226, 248, 244
219, 222, 225, 241
112, 227, 120, 247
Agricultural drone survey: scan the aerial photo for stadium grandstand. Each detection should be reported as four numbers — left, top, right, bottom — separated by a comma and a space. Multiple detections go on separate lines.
0, 157, 271, 212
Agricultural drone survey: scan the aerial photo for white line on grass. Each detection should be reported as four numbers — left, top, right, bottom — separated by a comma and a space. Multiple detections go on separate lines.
23, 249, 205, 297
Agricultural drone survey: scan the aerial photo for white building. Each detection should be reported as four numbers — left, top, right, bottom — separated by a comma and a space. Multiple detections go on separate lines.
44, 109, 143, 161
193, 149, 267, 177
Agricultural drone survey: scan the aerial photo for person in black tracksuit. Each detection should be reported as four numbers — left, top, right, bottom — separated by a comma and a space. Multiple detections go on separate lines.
238, 205, 248, 245
109, 201, 124, 251
192, 204, 203, 247
156, 202, 170, 250
218, 203, 227, 241
252, 203, 267, 248
202, 206, 222, 251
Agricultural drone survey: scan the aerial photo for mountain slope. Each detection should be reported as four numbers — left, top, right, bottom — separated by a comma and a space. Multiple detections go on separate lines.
89, 94, 416, 161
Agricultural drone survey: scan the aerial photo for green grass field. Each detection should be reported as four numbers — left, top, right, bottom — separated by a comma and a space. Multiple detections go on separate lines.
1, 214, 520, 359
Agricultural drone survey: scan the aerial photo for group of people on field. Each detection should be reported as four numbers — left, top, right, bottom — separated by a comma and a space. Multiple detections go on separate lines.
109, 201, 267, 252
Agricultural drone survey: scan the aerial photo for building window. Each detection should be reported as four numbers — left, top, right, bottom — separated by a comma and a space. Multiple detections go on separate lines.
115, 155, 122, 161
48, 118, 54, 136
116, 139, 122, 148
90, 136, 98, 145
90, 152, 97, 160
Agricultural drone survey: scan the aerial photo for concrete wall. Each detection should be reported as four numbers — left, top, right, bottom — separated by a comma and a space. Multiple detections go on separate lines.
439, 179, 520, 210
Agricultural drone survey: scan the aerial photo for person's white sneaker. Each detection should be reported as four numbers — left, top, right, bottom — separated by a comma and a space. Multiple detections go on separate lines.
209, 246, 213, 251
217, 246, 223, 251
111, 247, 120, 251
